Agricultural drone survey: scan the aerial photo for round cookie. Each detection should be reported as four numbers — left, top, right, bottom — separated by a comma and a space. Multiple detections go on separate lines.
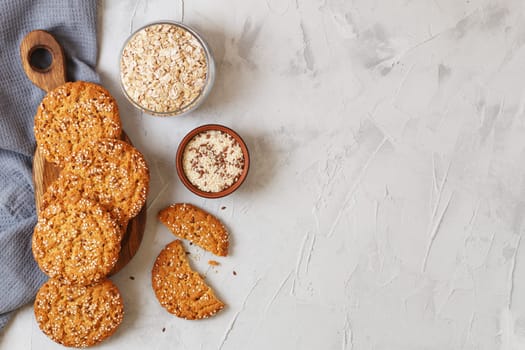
44, 139, 149, 225
152, 240, 225, 320
34, 278, 124, 348
32, 198, 122, 286
40, 171, 128, 232
34, 81, 122, 167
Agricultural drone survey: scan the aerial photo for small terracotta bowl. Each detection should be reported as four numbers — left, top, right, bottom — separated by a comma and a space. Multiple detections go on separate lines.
176, 124, 250, 198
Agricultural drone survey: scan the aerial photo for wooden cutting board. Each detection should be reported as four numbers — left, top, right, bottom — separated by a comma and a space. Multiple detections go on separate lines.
20, 30, 146, 274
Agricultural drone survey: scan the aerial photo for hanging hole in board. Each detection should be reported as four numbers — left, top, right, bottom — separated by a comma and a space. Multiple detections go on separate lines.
29, 47, 53, 72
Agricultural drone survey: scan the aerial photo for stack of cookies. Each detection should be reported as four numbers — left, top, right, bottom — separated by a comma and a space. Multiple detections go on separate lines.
154, 203, 228, 320
31, 81, 150, 347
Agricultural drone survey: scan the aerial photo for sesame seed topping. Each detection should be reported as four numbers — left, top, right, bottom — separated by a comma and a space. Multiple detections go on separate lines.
152, 240, 224, 320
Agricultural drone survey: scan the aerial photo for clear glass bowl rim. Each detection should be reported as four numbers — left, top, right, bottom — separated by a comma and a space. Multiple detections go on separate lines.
119, 20, 216, 117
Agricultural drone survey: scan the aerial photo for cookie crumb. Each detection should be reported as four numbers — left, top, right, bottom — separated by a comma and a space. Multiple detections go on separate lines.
208, 260, 220, 266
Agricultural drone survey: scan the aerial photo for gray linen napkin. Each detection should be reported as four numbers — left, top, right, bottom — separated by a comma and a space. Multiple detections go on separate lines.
0, 0, 99, 329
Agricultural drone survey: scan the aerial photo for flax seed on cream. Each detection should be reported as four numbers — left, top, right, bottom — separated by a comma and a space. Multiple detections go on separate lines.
120, 23, 208, 114
182, 130, 245, 193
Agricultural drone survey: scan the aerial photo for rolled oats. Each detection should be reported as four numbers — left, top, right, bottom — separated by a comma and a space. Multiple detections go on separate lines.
120, 23, 208, 115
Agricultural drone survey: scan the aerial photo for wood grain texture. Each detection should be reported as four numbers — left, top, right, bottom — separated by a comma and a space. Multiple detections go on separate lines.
22, 30, 145, 274
20, 30, 66, 92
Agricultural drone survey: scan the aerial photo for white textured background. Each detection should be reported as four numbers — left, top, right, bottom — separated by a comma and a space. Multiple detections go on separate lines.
3, 0, 525, 349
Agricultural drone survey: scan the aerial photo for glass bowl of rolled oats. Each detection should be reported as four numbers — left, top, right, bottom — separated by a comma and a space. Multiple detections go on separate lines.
176, 124, 250, 198
119, 21, 215, 116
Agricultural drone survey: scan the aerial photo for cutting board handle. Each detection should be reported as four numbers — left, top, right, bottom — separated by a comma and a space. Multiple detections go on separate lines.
20, 30, 66, 92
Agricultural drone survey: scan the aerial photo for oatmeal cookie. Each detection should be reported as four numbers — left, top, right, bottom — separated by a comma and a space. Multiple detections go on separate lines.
34, 81, 121, 166
43, 139, 149, 225
34, 278, 124, 348
158, 203, 228, 256
32, 198, 122, 286
152, 240, 225, 320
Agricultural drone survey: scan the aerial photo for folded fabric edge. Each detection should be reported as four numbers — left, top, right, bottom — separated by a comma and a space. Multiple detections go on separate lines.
0, 312, 12, 332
